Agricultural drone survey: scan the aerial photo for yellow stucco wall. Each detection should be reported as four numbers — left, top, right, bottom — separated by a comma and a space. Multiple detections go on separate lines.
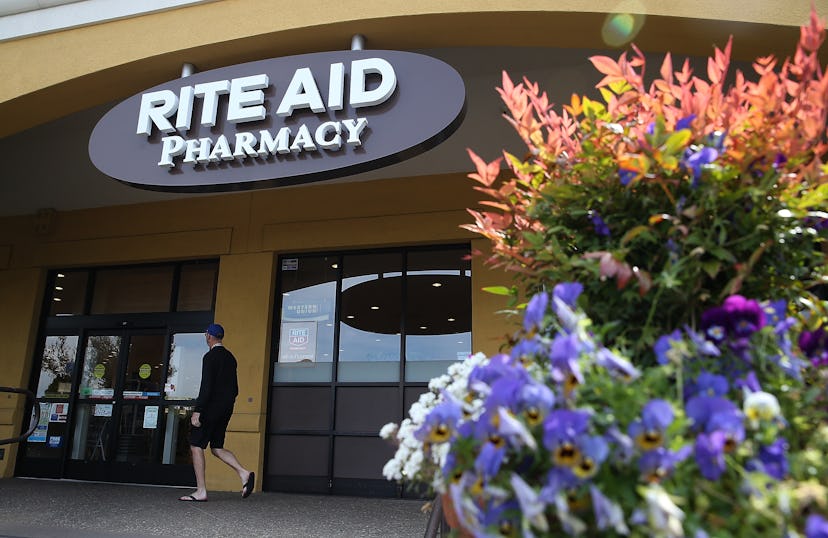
0, 268, 44, 477
1, 0, 825, 137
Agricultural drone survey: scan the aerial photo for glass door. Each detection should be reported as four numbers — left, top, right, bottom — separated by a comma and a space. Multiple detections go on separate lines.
65, 330, 191, 483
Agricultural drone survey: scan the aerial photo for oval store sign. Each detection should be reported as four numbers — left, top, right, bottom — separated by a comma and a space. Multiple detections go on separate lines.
89, 50, 467, 192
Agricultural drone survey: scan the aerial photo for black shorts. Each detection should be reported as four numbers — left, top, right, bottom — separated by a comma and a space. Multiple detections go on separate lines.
189, 410, 233, 449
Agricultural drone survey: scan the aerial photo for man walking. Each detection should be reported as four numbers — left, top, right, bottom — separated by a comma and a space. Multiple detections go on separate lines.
179, 323, 254, 502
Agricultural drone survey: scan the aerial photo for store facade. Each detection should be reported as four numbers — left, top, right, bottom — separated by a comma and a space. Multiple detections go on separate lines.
1, 0, 823, 496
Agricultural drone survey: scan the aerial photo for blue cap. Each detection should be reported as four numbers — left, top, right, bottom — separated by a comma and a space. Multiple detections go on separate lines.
206, 323, 225, 338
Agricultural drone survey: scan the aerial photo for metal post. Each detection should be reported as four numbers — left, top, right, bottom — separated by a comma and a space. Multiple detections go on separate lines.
351, 34, 365, 51
181, 62, 196, 78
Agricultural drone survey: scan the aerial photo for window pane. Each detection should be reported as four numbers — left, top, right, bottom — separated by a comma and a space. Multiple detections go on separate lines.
338, 252, 402, 382
161, 405, 195, 464
115, 403, 158, 463
36, 335, 78, 398
91, 266, 173, 314
25, 400, 70, 458
70, 403, 110, 461
405, 248, 472, 382
274, 256, 338, 382
165, 333, 205, 400
176, 262, 218, 311
122, 334, 165, 399
49, 271, 88, 316
78, 335, 121, 400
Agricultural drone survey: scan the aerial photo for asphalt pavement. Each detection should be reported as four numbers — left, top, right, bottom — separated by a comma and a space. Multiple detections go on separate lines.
0, 478, 432, 537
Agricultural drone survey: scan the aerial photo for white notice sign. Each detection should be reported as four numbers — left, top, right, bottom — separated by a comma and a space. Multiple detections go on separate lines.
143, 406, 159, 429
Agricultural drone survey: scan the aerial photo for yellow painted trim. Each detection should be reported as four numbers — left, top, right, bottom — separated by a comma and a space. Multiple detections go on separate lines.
262, 210, 475, 252
14, 227, 233, 268
0, 408, 16, 425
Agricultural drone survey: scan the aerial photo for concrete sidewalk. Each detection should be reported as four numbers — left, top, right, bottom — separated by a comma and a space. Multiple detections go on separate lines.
0, 478, 431, 538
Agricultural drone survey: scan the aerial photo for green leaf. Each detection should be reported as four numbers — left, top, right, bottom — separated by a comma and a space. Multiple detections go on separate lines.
662, 129, 692, 154
708, 245, 736, 263
482, 286, 513, 296
701, 260, 721, 279
620, 225, 651, 246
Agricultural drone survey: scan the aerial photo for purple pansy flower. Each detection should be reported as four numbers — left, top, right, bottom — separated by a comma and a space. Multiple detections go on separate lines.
629, 399, 674, 450
524, 292, 549, 333
757, 438, 789, 480
414, 393, 462, 443
806, 514, 828, 538
553, 282, 583, 308
654, 330, 683, 365
638, 446, 692, 483
799, 325, 828, 367
675, 114, 696, 131
683, 146, 719, 187
619, 168, 638, 185
589, 211, 611, 237
694, 431, 727, 480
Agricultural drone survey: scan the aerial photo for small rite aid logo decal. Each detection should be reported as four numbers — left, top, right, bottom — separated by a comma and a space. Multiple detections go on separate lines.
89, 50, 466, 192
289, 328, 309, 347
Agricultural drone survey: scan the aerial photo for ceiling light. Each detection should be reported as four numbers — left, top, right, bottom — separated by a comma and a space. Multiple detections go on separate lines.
57, 273, 65, 278
346, 315, 355, 319
54, 286, 63, 291
432, 282, 442, 287
331, 263, 338, 269
370, 306, 380, 310
447, 318, 455, 322
52, 297, 62, 302
420, 326, 427, 330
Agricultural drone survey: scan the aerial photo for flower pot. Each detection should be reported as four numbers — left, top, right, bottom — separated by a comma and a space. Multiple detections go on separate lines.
441, 493, 473, 537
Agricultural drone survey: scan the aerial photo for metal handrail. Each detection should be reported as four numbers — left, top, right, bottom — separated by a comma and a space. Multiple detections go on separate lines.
0, 386, 40, 446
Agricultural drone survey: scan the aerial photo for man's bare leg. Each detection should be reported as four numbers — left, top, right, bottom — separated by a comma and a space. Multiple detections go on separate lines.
211, 447, 252, 488
180, 446, 208, 501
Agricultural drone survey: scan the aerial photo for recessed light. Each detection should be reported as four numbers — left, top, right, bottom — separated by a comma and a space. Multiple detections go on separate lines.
447, 318, 455, 322
52, 297, 62, 302
346, 315, 355, 319
432, 282, 442, 287
420, 326, 427, 330
331, 263, 338, 269
370, 306, 380, 310
57, 273, 65, 278
54, 286, 63, 291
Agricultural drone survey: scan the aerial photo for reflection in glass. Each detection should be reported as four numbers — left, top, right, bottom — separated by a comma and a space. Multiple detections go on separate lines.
162, 406, 195, 464
275, 256, 338, 382
78, 335, 121, 400
91, 266, 174, 314
338, 252, 402, 382
36, 335, 79, 398
122, 335, 165, 399
70, 403, 111, 461
165, 333, 205, 400
177, 262, 218, 311
116, 403, 157, 463
405, 249, 472, 381
49, 271, 89, 316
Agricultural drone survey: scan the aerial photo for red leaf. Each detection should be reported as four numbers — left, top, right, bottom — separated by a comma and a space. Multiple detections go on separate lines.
589, 55, 623, 77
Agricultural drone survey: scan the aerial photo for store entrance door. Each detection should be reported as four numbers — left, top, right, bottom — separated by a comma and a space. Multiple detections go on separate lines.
63, 330, 194, 485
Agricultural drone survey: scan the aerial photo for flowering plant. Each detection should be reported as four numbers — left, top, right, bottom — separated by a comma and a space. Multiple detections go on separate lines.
382, 7, 828, 538
462, 10, 828, 358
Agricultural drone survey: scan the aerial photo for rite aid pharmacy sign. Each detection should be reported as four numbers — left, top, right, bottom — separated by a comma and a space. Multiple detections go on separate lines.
89, 50, 466, 192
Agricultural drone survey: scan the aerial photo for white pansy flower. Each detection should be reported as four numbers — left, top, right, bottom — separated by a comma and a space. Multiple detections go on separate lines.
743, 391, 782, 428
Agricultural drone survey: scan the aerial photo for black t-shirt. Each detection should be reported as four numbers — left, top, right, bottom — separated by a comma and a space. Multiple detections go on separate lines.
194, 345, 239, 419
